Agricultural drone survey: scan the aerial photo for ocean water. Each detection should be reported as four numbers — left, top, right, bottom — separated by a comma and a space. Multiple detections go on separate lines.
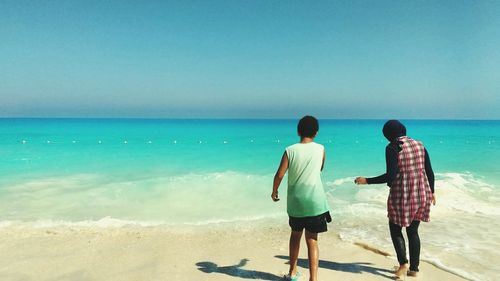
0, 119, 499, 280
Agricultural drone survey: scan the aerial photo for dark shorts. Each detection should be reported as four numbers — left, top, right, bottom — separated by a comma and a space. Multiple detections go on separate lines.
289, 211, 332, 233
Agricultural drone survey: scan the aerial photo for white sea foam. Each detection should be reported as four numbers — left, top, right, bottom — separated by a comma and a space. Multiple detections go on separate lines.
0, 217, 161, 229
326, 177, 355, 187
433, 172, 500, 216
1, 171, 499, 280
0, 171, 283, 226
422, 257, 483, 281
0, 213, 285, 229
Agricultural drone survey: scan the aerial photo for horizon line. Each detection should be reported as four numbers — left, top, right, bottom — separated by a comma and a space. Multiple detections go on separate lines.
1, 117, 499, 121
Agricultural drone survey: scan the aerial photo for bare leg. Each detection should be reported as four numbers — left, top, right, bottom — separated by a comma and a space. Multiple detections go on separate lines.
289, 230, 303, 277
305, 230, 319, 281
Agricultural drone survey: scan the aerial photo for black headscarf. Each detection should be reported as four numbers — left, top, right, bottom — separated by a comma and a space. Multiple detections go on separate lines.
382, 120, 406, 142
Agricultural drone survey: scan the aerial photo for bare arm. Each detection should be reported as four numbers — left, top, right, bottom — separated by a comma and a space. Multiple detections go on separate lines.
321, 150, 326, 171
272, 151, 288, 202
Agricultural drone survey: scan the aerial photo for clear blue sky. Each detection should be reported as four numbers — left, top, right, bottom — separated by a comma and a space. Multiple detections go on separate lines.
1, 0, 499, 119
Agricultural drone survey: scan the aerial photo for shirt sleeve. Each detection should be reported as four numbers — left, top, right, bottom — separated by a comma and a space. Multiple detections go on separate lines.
424, 148, 435, 193
367, 145, 399, 187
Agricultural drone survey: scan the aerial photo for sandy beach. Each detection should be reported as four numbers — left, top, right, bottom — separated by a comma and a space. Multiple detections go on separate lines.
0, 220, 467, 281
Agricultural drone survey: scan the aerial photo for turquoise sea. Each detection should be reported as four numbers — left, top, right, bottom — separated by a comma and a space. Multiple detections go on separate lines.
1, 119, 499, 280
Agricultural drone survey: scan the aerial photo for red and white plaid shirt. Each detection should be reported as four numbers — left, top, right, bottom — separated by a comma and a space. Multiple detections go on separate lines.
387, 136, 433, 227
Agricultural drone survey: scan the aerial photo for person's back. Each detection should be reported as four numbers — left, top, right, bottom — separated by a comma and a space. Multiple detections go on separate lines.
271, 116, 330, 281
286, 142, 329, 218
355, 120, 436, 278
390, 136, 433, 227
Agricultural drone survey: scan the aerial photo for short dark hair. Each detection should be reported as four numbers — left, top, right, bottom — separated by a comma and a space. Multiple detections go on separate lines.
297, 116, 319, 138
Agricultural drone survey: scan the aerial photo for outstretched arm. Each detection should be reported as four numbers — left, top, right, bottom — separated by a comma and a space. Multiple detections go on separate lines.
272, 152, 288, 202
367, 146, 399, 185
356, 146, 399, 186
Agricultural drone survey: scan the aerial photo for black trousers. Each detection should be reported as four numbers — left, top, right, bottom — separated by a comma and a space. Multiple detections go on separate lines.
389, 220, 421, 272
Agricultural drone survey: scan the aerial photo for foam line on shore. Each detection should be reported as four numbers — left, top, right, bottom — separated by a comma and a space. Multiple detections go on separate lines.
352, 240, 477, 281
421, 257, 480, 281
0, 214, 284, 229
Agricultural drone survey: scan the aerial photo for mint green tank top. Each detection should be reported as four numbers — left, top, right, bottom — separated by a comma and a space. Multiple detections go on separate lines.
285, 142, 330, 217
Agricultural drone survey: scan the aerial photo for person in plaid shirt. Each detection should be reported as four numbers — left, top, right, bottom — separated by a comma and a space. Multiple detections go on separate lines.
355, 120, 436, 278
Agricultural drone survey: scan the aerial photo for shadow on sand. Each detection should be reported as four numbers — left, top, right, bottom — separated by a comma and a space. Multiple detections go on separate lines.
196, 258, 283, 280
275, 255, 394, 280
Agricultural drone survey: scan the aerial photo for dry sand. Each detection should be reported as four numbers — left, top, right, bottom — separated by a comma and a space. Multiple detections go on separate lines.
0, 221, 467, 281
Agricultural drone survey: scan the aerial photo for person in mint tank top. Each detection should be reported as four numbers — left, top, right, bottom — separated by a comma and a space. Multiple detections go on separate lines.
272, 116, 331, 281
355, 120, 436, 279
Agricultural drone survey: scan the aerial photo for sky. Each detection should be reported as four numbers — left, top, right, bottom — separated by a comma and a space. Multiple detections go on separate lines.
1, 0, 499, 119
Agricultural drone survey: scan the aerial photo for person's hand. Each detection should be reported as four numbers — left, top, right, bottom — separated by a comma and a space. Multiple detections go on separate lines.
271, 190, 280, 202
354, 177, 368, 185
432, 193, 436, 205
